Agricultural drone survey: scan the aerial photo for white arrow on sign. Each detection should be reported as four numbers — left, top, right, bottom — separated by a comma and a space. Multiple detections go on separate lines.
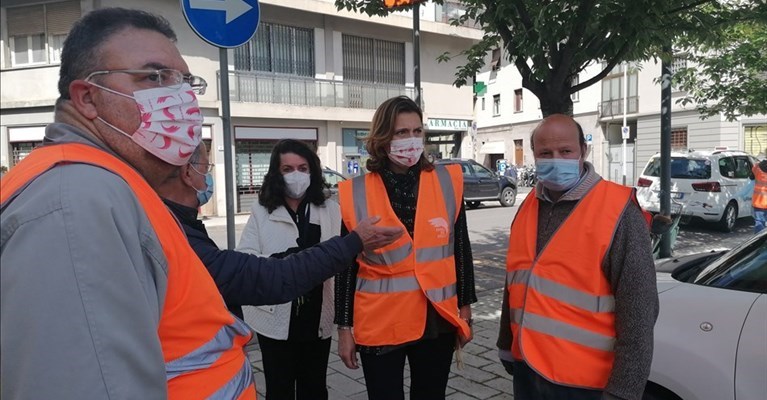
190, 0, 252, 24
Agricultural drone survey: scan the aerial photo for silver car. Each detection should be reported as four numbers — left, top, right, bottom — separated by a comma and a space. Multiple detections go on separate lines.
647, 231, 767, 399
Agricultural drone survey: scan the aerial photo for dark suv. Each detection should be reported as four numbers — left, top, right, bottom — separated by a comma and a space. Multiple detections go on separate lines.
434, 158, 517, 208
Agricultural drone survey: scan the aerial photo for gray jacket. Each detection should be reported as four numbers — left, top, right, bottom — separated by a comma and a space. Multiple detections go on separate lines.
497, 162, 659, 400
1, 124, 170, 399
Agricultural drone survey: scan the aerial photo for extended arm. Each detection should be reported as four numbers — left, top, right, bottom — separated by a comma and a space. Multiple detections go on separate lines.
190, 229, 363, 307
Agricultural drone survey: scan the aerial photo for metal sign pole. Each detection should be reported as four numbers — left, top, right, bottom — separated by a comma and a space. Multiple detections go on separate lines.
220, 48, 236, 249
660, 46, 673, 258
181, 0, 260, 250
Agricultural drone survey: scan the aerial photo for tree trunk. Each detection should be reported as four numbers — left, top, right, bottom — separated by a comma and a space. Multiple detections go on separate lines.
538, 93, 574, 117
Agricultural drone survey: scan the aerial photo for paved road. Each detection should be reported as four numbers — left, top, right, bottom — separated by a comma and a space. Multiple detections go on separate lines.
204, 186, 754, 398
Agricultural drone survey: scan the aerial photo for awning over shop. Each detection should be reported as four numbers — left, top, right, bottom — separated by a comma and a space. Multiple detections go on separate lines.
480, 141, 504, 154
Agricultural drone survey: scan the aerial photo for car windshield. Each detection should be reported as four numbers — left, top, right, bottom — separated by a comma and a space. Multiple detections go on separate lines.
693, 231, 767, 293
643, 157, 711, 179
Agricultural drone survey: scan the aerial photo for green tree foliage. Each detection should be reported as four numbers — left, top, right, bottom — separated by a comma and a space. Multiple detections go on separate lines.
335, 0, 765, 117
675, 20, 767, 121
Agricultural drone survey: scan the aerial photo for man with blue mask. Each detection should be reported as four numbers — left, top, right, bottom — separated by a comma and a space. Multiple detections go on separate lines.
497, 114, 659, 400
157, 142, 403, 319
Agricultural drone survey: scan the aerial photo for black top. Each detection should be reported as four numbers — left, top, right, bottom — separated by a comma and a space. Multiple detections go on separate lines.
334, 164, 477, 354
285, 200, 324, 341
162, 199, 363, 319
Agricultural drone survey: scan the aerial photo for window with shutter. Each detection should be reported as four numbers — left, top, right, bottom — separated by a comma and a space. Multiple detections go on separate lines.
342, 34, 405, 85
233, 22, 314, 77
5, 1, 80, 67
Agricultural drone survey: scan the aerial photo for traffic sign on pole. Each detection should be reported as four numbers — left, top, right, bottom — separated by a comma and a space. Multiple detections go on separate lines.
181, 0, 260, 48
181, 0, 260, 248
585, 133, 593, 144
621, 126, 630, 139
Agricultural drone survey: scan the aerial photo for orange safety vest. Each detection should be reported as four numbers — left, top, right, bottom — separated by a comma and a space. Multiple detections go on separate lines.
338, 164, 471, 346
753, 164, 767, 209
0, 143, 256, 400
505, 180, 634, 389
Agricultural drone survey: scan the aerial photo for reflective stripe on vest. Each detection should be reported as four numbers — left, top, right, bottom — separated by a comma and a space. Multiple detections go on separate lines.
0, 143, 256, 400
165, 319, 252, 379
357, 275, 458, 303
338, 164, 470, 346
506, 270, 616, 313
505, 180, 634, 389
509, 309, 616, 352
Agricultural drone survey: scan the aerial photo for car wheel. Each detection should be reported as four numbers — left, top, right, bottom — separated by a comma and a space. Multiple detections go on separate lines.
499, 186, 517, 207
466, 201, 481, 209
717, 201, 738, 232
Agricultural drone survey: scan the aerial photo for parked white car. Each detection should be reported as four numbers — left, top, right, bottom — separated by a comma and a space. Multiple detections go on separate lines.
636, 150, 757, 232
646, 230, 767, 400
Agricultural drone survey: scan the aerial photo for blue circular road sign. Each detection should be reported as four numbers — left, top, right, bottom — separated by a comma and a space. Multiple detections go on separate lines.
181, 0, 260, 48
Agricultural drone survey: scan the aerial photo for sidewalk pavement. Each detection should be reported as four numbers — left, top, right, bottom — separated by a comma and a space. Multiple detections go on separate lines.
246, 285, 514, 399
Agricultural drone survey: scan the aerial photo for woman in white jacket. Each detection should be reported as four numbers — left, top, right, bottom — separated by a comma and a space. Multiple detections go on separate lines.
237, 139, 341, 400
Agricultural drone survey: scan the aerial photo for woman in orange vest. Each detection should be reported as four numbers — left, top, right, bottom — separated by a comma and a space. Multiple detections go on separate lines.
752, 153, 767, 233
335, 96, 476, 400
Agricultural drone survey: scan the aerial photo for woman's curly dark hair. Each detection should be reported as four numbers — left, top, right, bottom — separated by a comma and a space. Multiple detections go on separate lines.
258, 139, 327, 213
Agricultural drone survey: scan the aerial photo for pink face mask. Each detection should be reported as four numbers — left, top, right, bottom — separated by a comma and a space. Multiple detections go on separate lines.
94, 83, 203, 166
388, 137, 424, 168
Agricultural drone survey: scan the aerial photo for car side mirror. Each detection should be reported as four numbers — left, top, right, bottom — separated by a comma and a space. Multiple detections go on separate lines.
651, 214, 674, 235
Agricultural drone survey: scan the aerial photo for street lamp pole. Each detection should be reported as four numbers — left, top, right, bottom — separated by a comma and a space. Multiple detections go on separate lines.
622, 64, 628, 186
413, 2, 421, 108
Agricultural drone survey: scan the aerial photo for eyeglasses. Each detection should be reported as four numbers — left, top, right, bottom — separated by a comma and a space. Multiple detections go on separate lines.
191, 162, 215, 174
85, 69, 208, 95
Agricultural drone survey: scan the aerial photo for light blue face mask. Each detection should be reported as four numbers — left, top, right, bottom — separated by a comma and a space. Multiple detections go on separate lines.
189, 165, 215, 206
535, 158, 582, 192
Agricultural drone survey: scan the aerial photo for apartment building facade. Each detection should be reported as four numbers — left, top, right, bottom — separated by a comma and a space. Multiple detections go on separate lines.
0, 0, 481, 215
473, 51, 767, 185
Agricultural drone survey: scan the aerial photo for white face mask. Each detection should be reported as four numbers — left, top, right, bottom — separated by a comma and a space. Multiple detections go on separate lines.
283, 170, 311, 199
388, 137, 424, 168
91, 82, 203, 166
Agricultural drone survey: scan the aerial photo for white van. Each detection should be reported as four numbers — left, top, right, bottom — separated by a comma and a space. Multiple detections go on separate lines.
636, 150, 757, 232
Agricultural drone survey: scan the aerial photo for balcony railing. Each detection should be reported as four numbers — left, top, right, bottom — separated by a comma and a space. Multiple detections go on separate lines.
219, 70, 415, 109
439, 1, 479, 28
599, 96, 639, 118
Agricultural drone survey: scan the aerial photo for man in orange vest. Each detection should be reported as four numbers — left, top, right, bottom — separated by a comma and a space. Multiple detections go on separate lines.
497, 115, 659, 400
752, 151, 767, 233
0, 8, 401, 400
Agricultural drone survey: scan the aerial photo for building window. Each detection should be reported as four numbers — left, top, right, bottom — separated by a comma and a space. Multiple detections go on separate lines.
493, 94, 501, 116
600, 63, 639, 116
490, 48, 501, 71
234, 22, 314, 77
671, 127, 688, 150
481, 97, 485, 110
514, 89, 523, 113
670, 55, 688, 91
670, 55, 688, 75
11, 142, 40, 166
5, 1, 80, 67
744, 125, 767, 156
571, 76, 580, 102
342, 34, 405, 85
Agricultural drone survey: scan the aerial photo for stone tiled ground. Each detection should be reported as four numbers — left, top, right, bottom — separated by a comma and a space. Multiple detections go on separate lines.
247, 287, 514, 399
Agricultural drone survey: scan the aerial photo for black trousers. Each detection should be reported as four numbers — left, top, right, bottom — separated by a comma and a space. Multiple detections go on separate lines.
256, 333, 332, 400
360, 333, 456, 400
512, 361, 603, 400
